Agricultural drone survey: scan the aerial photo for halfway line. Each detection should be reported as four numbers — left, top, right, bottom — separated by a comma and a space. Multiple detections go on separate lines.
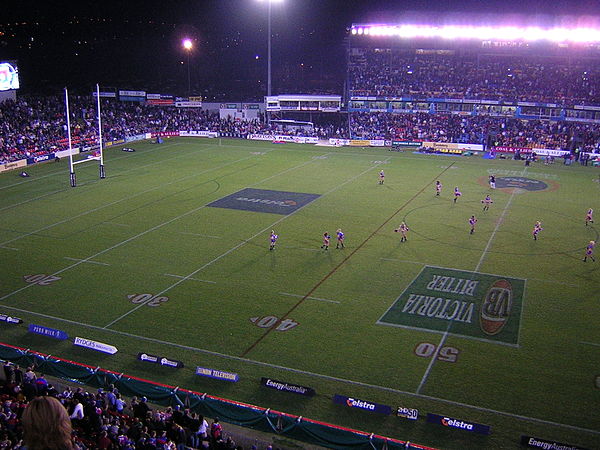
416, 167, 525, 395
279, 292, 340, 304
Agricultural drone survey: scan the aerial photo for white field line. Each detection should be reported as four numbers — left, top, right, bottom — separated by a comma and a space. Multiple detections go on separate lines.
528, 277, 579, 288
0, 142, 190, 212
103, 157, 384, 329
0, 189, 66, 212
279, 292, 341, 304
163, 274, 216, 284
0, 302, 597, 438
64, 257, 110, 266
0, 153, 258, 247
0, 151, 318, 307
580, 341, 600, 347
380, 257, 428, 265
178, 232, 221, 239
416, 167, 526, 395
0, 246, 19, 251
103, 222, 130, 227
0, 141, 183, 193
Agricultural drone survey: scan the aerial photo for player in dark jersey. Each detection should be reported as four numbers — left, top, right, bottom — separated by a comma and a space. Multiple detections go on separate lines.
469, 215, 477, 234
583, 240, 596, 262
481, 195, 493, 211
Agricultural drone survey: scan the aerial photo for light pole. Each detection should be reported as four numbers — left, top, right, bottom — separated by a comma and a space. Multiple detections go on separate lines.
267, 0, 272, 97
182, 38, 193, 96
258, 0, 282, 122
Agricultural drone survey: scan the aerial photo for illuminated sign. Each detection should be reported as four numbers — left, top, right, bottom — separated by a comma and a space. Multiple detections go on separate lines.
333, 394, 392, 415
28, 324, 69, 340
73, 337, 118, 354
195, 366, 239, 382
0, 62, 19, 91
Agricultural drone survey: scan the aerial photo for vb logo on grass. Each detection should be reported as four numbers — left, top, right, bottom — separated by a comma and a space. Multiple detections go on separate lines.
377, 266, 525, 346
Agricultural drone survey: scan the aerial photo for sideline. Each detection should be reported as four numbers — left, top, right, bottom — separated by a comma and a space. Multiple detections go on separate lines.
0, 302, 597, 438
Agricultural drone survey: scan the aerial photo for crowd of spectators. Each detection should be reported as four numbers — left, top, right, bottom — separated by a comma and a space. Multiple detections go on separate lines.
0, 360, 271, 450
3, 91, 600, 166
349, 112, 600, 152
348, 48, 600, 105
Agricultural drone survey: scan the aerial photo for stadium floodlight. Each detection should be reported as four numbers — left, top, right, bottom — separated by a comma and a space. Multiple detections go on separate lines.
350, 23, 600, 43
182, 39, 193, 95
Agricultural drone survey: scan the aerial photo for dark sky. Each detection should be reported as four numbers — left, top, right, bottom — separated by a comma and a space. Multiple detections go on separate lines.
3, 1, 600, 99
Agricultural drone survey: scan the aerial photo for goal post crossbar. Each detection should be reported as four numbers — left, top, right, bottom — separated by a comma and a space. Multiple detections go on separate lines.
65, 84, 105, 187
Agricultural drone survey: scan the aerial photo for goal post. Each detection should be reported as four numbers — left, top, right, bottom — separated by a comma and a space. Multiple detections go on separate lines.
65, 84, 105, 187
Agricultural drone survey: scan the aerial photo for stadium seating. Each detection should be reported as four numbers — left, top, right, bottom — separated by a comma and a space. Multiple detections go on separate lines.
0, 360, 260, 449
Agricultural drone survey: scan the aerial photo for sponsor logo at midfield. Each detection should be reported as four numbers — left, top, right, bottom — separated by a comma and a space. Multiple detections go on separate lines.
496, 177, 548, 192
480, 279, 512, 335
377, 266, 525, 346
235, 197, 297, 207
207, 188, 320, 215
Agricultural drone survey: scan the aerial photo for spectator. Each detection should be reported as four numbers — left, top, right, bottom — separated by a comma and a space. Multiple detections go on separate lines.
21, 396, 73, 450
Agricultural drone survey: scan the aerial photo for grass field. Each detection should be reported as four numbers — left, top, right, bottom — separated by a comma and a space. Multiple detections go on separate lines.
0, 138, 599, 449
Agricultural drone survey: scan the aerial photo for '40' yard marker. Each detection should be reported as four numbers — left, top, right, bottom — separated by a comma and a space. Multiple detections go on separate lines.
250, 316, 299, 332
23, 274, 61, 286
127, 294, 169, 307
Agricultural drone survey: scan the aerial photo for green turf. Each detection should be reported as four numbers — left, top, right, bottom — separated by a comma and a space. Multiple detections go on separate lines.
1, 138, 599, 449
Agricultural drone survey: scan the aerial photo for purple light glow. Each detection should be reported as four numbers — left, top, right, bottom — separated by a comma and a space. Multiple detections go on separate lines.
351, 24, 600, 43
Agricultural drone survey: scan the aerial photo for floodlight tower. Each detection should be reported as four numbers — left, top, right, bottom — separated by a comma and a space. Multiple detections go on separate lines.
182, 38, 193, 96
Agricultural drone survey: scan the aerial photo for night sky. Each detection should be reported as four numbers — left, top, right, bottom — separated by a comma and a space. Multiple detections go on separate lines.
3, 0, 600, 99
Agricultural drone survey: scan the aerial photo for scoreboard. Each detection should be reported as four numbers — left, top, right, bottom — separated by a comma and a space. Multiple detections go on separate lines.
0, 61, 19, 91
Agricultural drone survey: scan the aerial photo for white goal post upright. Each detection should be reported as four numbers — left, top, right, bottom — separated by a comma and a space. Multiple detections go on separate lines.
64, 84, 105, 187
96, 83, 106, 179
65, 87, 76, 187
